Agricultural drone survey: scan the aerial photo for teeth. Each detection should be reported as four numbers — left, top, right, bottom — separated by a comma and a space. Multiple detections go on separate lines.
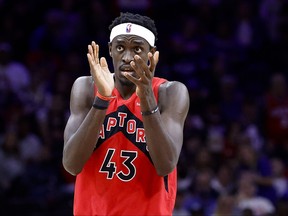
120, 66, 133, 71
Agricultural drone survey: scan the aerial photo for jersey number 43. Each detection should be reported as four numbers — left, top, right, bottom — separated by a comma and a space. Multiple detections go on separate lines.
99, 148, 137, 182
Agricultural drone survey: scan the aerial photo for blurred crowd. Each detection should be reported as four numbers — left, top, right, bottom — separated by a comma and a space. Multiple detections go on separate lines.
1, 0, 288, 215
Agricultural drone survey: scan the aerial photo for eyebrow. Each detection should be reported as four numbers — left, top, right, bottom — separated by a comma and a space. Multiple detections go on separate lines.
115, 38, 146, 45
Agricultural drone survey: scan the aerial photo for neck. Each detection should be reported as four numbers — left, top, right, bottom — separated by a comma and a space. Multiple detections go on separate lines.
115, 79, 136, 99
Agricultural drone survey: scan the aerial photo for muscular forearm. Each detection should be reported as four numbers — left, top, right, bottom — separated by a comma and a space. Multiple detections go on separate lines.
139, 94, 179, 176
63, 108, 106, 175
142, 112, 178, 176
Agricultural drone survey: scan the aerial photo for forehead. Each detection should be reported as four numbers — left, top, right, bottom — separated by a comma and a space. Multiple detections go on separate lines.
112, 35, 150, 46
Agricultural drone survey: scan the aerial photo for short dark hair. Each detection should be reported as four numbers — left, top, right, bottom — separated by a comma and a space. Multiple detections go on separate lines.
109, 12, 158, 42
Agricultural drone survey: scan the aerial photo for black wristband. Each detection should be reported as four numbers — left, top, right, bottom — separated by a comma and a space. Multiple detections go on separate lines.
141, 106, 159, 116
92, 96, 109, 110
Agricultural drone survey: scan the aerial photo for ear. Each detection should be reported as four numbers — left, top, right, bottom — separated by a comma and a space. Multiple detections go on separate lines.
108, 42, 112, 57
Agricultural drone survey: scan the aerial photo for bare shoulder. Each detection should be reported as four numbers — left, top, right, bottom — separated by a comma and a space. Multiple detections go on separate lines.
70, 76, 94, 111
159, 81, 189, 101
72, 76, 93, 92
73, 76, 93, 90
158, 81, 190, 114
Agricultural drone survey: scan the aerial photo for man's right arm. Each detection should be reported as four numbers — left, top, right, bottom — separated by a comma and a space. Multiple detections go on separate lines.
62, 76, 106, 176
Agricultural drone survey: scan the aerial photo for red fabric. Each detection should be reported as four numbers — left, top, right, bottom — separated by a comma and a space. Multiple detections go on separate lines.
74, 77, 177, 216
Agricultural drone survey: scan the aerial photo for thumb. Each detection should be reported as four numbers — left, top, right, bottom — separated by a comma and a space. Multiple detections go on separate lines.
153, 51, 159, 65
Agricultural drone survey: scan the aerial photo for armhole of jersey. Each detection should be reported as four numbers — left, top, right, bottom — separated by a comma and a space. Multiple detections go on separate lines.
152, 77, 167, 102
164, 175, 169, 192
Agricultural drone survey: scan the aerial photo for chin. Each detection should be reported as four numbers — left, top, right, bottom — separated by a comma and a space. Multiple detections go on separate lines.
119, 77, 135, 87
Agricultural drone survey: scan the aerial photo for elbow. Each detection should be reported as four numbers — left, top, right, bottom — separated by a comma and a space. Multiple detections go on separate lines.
62, 145, 84, 176
153, 152, 179, 176
155, 161, 177, 177
62, 157, 82, 176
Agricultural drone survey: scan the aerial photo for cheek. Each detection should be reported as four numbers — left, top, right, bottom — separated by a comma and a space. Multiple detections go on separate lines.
112, 58, 121, 72
111, 54, 118, 63
111, 51, 122, 61
112, 59, 118, 69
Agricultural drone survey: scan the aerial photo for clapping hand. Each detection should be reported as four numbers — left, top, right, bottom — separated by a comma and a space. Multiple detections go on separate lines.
87, 41, 114, 96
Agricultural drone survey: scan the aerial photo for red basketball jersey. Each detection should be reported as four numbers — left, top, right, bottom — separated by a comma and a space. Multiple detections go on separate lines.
74, 77, 177, 216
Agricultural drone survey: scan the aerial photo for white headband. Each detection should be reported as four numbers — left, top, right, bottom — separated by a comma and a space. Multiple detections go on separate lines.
110, 23, 155, 46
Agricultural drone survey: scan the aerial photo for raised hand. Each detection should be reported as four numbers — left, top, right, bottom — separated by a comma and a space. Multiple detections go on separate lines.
87, 41, 114, 96
123, 51, 159, 98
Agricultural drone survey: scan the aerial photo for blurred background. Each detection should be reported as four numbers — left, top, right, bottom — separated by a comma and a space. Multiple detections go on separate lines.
1, 0, 288, 215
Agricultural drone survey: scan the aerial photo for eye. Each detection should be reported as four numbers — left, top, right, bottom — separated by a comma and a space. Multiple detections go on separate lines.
116, 46, 124, 52
134, 47, 142, 54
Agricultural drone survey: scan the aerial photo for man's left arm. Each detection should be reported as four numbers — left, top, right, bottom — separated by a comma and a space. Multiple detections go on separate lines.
123, 53, 190, 176
141, 81, 190, 176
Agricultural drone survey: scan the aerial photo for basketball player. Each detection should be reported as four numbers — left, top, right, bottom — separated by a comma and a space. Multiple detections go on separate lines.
63, 12, 190, 215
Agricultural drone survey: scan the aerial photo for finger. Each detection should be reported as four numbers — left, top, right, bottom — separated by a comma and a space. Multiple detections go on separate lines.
100, 57, 108, 68
153, 51, 159, 65
87, 53, 92, 69
148, 51, 159, 76
88, 45, 93, 58
92, 41, 99, 64
133, 55, 150, 79
122, 71, 139, 84
147, 53, 154, 78
100, 57, 110, 73
87, 53, 95, 76
130, 60, 146, 79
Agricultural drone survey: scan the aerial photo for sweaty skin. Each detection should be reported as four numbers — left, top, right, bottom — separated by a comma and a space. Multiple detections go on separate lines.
63, 36, 189, 176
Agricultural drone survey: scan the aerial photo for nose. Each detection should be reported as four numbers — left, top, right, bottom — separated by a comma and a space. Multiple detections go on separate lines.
122, 50, 134, 63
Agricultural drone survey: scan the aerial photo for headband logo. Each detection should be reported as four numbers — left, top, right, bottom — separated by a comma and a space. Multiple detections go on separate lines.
126, 24, 132, 33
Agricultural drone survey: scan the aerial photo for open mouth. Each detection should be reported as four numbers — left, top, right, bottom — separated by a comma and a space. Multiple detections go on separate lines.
120, 66, 135, 76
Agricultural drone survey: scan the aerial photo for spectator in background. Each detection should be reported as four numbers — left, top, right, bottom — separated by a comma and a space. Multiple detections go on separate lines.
262, 73, 288, 162
29, 9, 77, 55
234, 1, 264, 49
234, 172, 275, 216
270, 158, 288, 200
0, 42, 31, 100
0, 126, 24, 195
221, 121, 242, 162
219, 74, 243, 124
236, 143, 277, 204
0, 113, 46, 206
183, 168, 217, 216
169, 15, 203, 85
211, 163, 236, 198
240, 98, 264, 152
213, 195, 236, 216
259, 0, 283, 41
173, 189, 190, 216
16, 114, 44, 163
